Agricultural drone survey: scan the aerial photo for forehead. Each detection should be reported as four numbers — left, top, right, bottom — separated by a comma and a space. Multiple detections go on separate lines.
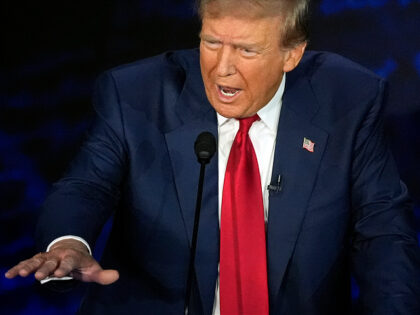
201, 15, 278, 41
200, 11, 284, 48
201, 0, 284, 19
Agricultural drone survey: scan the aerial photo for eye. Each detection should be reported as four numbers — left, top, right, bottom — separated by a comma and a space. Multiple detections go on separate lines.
203, 39, 221, 50
240, 47, 258, 57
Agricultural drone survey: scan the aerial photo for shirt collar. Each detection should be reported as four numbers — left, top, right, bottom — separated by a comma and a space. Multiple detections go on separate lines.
217, 73, 286, 132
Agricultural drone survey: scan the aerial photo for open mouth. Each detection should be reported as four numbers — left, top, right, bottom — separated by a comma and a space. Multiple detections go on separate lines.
218, 85, 241, 97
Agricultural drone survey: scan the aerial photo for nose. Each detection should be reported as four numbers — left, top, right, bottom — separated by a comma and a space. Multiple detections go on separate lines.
216, 46, 236, 77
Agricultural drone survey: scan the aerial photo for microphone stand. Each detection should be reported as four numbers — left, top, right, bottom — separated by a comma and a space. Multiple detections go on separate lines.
184, 132, 216, 315
184, 161, 207, 315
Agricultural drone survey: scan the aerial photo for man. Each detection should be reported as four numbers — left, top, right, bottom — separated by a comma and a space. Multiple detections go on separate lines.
6, 0, 420, 314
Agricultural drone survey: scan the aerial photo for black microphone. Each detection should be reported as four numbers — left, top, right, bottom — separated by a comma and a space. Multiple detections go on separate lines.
267, 174, 283, 193
185, 132, 216, 315
194, 131, 216, 164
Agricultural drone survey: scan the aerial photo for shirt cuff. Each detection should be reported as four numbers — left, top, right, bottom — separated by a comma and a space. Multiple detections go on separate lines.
40, 235, 92, 284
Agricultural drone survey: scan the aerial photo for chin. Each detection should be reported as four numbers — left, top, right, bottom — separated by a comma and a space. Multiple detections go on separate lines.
212, 104, 239, 119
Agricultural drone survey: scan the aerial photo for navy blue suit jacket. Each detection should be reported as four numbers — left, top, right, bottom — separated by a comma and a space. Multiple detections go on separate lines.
36, 49, 420, 314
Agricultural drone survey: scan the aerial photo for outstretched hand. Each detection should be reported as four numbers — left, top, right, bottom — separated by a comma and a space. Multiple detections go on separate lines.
4, 239, 119, 285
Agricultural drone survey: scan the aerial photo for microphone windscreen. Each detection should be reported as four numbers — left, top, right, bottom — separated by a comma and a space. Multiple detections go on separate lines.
194, 132, 216, 163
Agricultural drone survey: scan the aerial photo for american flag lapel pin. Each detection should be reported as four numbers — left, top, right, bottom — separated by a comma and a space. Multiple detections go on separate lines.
302, 137, 315, 153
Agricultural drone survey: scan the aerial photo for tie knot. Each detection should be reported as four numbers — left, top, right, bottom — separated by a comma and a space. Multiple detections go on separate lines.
238, 114, 260, 134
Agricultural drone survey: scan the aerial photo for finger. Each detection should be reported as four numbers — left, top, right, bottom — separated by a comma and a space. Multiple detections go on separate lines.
53, 255, 77, 278
90, 269, 119, 285
5, 262, 27, 279
34, 259, 59, 280
5, 257, 44, 278
19, 257, 45, 277
5, 264, 24, 279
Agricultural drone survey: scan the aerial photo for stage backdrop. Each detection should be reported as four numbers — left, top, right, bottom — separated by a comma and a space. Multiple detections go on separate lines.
1, 1, 419, 314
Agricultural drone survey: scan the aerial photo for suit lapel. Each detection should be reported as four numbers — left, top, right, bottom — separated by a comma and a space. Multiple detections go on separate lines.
164, 56, 219, 315
267, 71, 329, 304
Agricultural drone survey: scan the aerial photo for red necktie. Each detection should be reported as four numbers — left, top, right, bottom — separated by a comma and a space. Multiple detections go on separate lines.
220, 115, 269, 315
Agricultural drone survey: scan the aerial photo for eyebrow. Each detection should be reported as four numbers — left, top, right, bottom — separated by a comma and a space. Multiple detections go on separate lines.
200, 34, 220, 42
200, 33, 262, 51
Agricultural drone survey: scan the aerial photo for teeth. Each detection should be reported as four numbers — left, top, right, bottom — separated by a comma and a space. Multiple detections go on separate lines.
220, 87, 239, 97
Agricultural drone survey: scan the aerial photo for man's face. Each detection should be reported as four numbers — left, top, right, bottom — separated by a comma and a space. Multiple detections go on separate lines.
200, 7, 305, 118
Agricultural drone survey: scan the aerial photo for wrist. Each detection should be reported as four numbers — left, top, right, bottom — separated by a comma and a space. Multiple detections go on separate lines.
49, 239, 90, 255
47, 235, 92, 255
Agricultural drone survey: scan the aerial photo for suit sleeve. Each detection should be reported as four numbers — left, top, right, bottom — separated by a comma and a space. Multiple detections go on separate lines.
35, 71, 128, 252
350, 79, 420, 314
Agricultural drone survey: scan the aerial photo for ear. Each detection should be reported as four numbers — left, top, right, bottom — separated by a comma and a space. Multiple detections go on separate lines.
282, 42, 307, 72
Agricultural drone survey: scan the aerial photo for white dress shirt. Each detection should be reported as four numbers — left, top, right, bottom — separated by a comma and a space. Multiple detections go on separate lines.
44, 75, 286, 314
213, 75, 285, 314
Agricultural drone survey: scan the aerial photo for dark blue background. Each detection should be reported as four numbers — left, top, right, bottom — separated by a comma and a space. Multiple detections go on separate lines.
1, 0, 419, 314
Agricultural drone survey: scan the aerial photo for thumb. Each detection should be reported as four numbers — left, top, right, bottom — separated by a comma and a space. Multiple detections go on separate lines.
91, 269, 119, 285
